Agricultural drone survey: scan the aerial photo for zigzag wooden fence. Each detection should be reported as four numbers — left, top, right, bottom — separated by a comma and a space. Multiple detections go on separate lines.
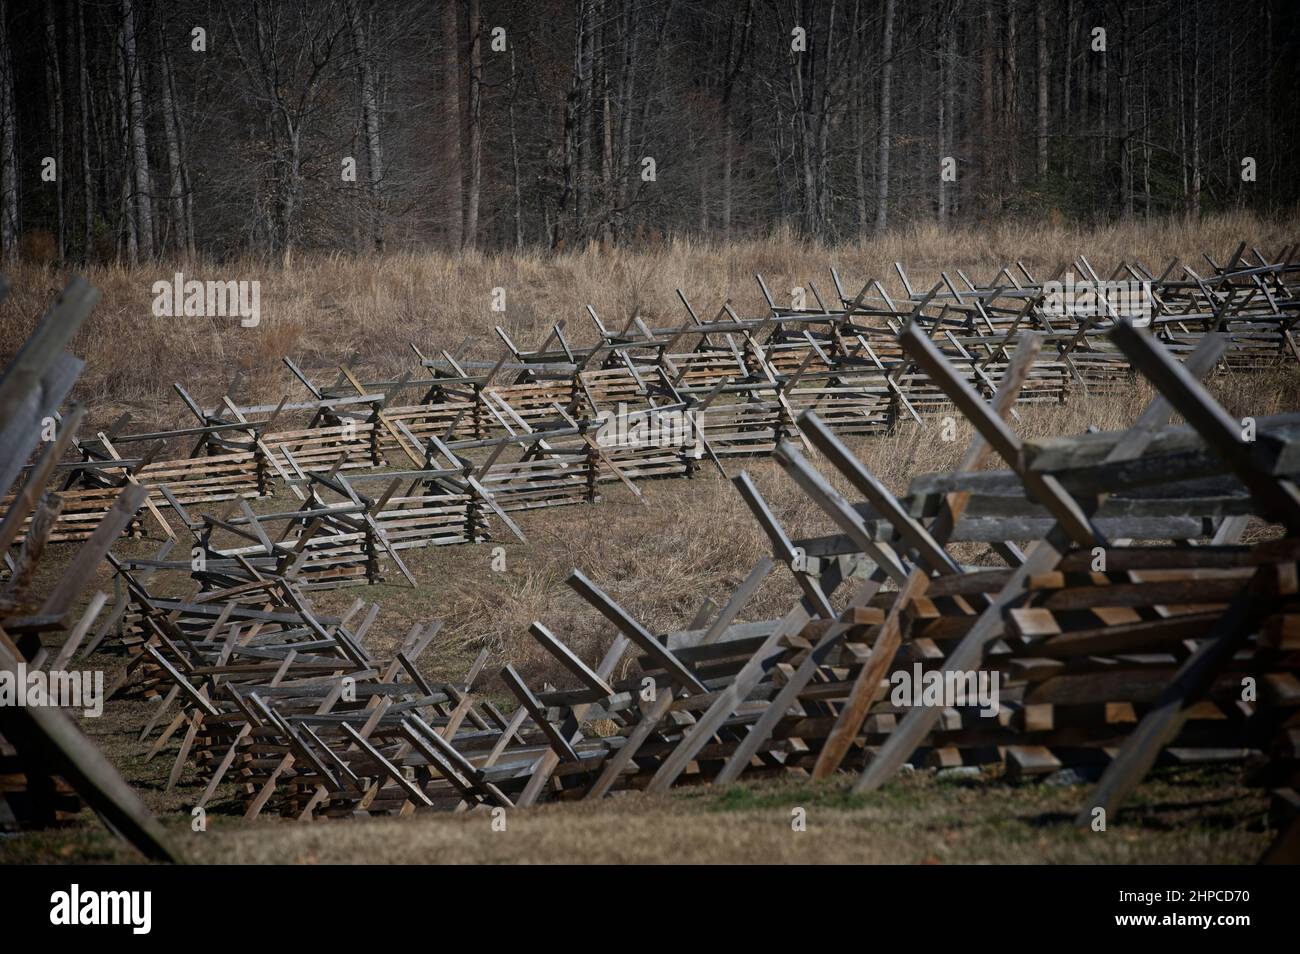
9, 246, 1297, 591
0, 275, 180, 861
4, 249, 1298, 862
106, 322, 1299, 862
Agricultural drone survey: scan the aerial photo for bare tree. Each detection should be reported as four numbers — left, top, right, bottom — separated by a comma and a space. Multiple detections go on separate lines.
980, 3, 995, 205
1035, 0, 1048, 179
1189, 2, 1202, 218
122, 0, 153, 259
1002, 0, 1018, 192
852, 0, 868, 233
938, 0, 955, 224
157, 16, 192, 256
464, 0, 481, 248
438, 0, 462, 248
874, 0, 895, 232
113, 11, 136, 261
346, 0, 385, 251
1118, 1, 1132, 216
226, 1, 346, 258
74, 0, 93, 261
508, 43, 523, 249
44, 0, 65, 260
575, 0, 595, 238
720, 1, 752, 240
613, 0, 640, 242
0, 3, 18, 261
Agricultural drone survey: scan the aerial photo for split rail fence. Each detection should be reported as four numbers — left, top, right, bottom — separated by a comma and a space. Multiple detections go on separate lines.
109, 320, 1299, 862
4, 246, 1299, 862
9, 244, 1298, 591
0, 275, 180, 860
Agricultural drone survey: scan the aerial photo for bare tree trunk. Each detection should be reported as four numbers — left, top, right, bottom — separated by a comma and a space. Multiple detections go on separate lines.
1177, 8, 1189, 211
816, 0, 837, 234
576, 0, 594, 240
346, 0, 385, 252
1119, 1, 1132, 216
89, 48, 111, 235
1062, 1, 1073, 116
615, 0, 644, 242
791, 0, 821, 237
722, 0, 752, 240
348, 123, 362, 252
439, 0, 463, 248
44, 0, 65, 260
1263, 0, 1273, 197
122, 0, 153, 259
559, 10, 579, 247
169, 50, 196, 257
874, 0, 895, 232
944, 7, 957, 219
1003, 0, 1018, 191
981, 4, 995, 207
853, 0, 867, 233
599, 0, 613, 242
616, 2, 633, 240
509, 44, 523, 249
937, 2, 950, 224
157, 19, 190, 256
697, 126, 708, 233
113, 21, 136, 262
722, 97, 734, 238
464, 0, 481, 248
786, 1, 814, 235
937, 45, 946, 221
75, 0, 93, 259
1142, 51, 1151, 218
1035, 0, 1048, 179
1061, 0, 1072, 176
1189, 1, 1201, 219
0, 5, 17, 262
281, 129, 303, 260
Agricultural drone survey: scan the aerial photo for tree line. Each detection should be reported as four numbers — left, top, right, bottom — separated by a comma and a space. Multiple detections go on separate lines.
0, 0, 1296, 263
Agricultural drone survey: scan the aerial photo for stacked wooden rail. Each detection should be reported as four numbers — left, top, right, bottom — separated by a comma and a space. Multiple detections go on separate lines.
6, 253, 1296, 858
107, 558, 554, 817
496, 323, 1300, 856
0, 274, 180, 860
112, 320, 1298, 862
8, 246, 1296, 584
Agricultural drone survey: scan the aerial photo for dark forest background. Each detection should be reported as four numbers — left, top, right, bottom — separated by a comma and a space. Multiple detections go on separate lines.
0, 0, 1297, 263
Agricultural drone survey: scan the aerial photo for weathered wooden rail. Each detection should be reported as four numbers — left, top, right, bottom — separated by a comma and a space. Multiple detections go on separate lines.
108, 321, 1298, 862
0, 274, 180, 861
11, 245, 1294, 591
4, 251, 1298, 861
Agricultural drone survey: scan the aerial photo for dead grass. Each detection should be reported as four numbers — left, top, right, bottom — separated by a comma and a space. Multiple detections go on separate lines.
1, 209, 1291, 431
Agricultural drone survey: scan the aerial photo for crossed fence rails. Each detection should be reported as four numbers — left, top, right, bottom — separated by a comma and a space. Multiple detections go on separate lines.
8, 244, 1299, 591
111, 318, 1300, 863
3, 246, 1299, 861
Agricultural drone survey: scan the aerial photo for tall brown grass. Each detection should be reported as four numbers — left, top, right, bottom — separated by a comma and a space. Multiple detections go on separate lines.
1, 210, 1292, 428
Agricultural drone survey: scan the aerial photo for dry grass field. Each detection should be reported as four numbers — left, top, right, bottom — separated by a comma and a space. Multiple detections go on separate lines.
1, 210, 1292, 425
1, 212, 1296, 863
